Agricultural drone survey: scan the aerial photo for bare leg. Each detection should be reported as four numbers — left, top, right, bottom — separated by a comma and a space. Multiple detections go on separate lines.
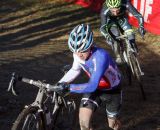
108, 117, 121, 130
79, 107, 93, 130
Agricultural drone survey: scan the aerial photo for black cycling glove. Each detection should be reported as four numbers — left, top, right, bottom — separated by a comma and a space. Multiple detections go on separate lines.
53, 82, 70, 96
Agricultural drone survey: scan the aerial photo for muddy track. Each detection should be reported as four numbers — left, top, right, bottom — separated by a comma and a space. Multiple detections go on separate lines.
0, 1, 160, 130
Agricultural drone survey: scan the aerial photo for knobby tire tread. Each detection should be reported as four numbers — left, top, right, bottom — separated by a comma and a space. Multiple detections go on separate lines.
12, 106, 45, 130
129, 53, 146, 100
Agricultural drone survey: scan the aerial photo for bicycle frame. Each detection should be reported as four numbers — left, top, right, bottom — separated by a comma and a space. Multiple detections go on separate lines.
116, 31, 146, 100
8, 73, 76, 130
27, 90, 75, 130
117, 32, 144, 77
102, 24, 146, 99
22, 88, 60, 130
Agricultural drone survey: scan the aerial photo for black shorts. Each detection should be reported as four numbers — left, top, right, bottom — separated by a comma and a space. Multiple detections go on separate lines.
80, 86, 122, 118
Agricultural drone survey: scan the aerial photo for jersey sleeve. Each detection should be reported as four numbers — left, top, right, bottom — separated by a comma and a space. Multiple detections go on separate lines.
100, 5, 110, 36
126, 1, 144, 26
70, 51, 109, 93
59, 55, 81, 83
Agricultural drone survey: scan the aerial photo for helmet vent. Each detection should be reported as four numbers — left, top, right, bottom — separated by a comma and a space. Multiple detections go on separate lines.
68, 24, 93, 52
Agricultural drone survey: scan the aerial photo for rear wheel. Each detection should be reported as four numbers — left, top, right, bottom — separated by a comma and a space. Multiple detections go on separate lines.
12, 106, 45, 130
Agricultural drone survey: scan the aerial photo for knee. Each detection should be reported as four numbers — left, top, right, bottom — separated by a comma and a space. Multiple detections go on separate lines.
79, 119, 90, 130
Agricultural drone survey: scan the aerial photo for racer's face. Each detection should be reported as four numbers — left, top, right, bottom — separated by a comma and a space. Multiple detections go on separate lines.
75, 49, 91, 61
110, 8, 120, 16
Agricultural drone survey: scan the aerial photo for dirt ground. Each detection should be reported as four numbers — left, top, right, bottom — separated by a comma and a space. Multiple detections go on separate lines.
0, 1, 160, 130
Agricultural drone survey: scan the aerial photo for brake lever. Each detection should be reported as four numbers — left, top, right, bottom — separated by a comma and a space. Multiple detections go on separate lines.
7, 72, 19, 96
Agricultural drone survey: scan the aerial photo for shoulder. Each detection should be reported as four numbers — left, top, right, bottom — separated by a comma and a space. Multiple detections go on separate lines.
92, 46, 110, 59
101, 3, 110, 15
93, 47, 117, 68
123, 0, 133, 8
91, 47, 112, 68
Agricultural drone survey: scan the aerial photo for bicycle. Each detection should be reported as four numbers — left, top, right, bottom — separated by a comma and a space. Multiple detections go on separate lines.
7, 72, 76, 130
115, 29, 146, 100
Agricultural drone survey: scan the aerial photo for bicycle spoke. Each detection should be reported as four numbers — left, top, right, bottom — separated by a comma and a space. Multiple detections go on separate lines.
22, 115, 30, 130
129, 52, 146, 100
12, 106, 44, 130
9, 74, 76, 130
21, 113, 37, 130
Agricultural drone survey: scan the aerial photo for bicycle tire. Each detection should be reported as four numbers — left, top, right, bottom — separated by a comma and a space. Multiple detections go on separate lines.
12, 106, 45, 130
120, 54, 132, 85
117, 41, 132, 86
128, 52, 146, 100
52, 100, 76, 130
120, 63, 132, 86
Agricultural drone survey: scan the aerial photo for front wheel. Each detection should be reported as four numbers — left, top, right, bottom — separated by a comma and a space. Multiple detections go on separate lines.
128, 52, 146, 100
12, 106, 45, 130
52, 99, 76, 130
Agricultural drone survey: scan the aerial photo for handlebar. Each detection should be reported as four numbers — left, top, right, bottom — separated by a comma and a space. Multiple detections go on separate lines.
116, 30, 139, 40
102, 22, 146, 40
7, 72, 58, 96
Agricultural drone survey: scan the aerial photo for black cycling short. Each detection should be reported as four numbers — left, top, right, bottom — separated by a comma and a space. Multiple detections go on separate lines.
80, 86, 122, 118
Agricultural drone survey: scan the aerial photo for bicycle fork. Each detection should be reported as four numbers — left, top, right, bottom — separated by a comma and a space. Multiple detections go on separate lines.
134, 56, 144, 76
128, 52, 144, 76
124, 41, 144, 76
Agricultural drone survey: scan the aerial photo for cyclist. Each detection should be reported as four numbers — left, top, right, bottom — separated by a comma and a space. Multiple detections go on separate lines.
54, 24, 122, 130
100, 0, 146, 63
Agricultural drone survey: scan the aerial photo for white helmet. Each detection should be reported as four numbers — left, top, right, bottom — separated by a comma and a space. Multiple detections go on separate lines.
68, 24, 93, 52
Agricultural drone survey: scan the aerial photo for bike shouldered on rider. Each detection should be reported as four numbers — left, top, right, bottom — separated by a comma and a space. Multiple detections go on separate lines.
51, 23, 122, 130
100, 0, 146, 64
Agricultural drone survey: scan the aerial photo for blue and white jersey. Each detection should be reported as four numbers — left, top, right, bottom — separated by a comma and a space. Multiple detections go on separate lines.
59, 46, 121, 93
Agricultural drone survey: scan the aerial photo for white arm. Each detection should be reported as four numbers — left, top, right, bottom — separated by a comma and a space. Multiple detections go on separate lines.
59, 68, 81, 83
59, 54, 82, 83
